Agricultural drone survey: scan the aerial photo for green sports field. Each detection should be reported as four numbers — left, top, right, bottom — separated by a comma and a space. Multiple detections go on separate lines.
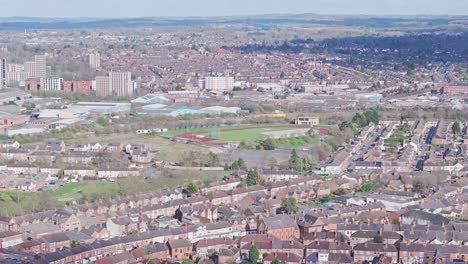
164, 123, 313, 142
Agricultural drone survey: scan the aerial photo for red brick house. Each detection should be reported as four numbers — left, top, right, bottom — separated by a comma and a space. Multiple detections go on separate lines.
40, 233, 71, 253
168, 239, 193, 260
257, 215, 300, 240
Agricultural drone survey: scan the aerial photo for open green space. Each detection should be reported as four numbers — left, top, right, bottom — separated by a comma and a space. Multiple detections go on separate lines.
313, 124, 338, 129
274, 136, 320, 148
0, 169, 225, 216
164, 123, 313, 142
51, 182, 85, 197
384, 132, 411, 152
64, 132, 219, 163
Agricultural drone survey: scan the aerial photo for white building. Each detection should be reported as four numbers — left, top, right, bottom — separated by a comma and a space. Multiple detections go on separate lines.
40, 78, 64, 91
6, 64, 26, 86
110, 71, 132, 97
24, 61, 35, 79
204, 76, 234, 91
34, 55, 47, 79
89, 52, 101, 69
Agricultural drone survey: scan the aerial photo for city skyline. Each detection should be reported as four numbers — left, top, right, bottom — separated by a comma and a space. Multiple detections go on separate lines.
0, 0, 467, 18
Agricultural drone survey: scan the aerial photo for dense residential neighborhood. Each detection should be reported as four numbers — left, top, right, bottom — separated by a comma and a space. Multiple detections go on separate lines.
0, 4, 468, 264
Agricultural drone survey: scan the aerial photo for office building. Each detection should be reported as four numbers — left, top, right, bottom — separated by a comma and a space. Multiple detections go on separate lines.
34, 55, 46, 79
204, 76, 234, 91
95, 76, 111, 97
89, 52, 101, 69
110, 71, 132, 97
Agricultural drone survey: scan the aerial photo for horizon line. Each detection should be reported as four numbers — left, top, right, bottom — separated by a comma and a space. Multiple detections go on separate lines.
0, 13, 467, 20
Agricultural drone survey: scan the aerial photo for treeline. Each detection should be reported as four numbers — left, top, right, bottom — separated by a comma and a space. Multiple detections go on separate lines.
339, 109, 380, 133
225, 32, 468, 69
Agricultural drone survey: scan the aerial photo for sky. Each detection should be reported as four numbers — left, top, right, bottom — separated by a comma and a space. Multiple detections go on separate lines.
0, 0, 467, 18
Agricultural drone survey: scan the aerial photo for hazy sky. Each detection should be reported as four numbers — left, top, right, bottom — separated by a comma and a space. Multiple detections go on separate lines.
0, 0, 467, 17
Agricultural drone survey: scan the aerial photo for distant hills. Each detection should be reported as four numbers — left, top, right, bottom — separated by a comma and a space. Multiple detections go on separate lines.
0, 14, 467, 30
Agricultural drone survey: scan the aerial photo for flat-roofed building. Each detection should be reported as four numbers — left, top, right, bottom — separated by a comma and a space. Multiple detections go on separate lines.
0, 58, 6, 88
95, 76, 111, 97
34, 55, 46, 79
89, 52, 100, 69
295, 116, 319, 126
110, 71, 132, 97
24, 61, 35, 79
205, 76, 234, 91
40, 78, 63, 91
6, 64, 25, 86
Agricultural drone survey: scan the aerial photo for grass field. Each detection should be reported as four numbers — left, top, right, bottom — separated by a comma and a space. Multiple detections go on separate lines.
164, 123, 312, 143
51, 182, 84, 197
0, 168, 227, 215
274, 136, 320, 148
313, 124, 338, 129
63, 133, 220, 162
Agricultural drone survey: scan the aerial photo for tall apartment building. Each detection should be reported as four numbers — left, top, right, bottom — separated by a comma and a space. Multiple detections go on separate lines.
95, 76, 111, 97
0, 58, 6, 88
40, 78, 63, 91
34, 55, 47, 79
204, 76, 234, 91
109, 71, 132, 97
89, 52, 101, 69
6, 64, 26, 86
24, 61, 36, 79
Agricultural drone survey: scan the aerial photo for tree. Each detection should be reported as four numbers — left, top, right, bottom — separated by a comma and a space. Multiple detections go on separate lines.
96, 117, 109, 126
373, 235, 384, 244
71, 240, 79, 248
302, 156, 318, 172
358, 183, 377, 192
258, 138, 275, 150
339, 121, 353, 131
282, 197, 298, 214
186, 182, 199, 195
249, 245, 259, 264
208, 152, 220, 166
352, 113, 368, 127
232, 158, 247, 171
289, 149, 317, 173
288, 149, 300, 169
452, 121, 461, 135
246, 169, 261, 186
267, 157, 278, 169
271, 258, 285, 264
332, 188, 347, 195
57, 169, 65, 178
363, 109, 380, 125
392, 218, 400, 225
